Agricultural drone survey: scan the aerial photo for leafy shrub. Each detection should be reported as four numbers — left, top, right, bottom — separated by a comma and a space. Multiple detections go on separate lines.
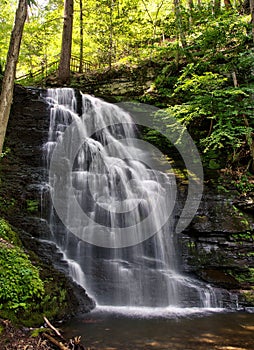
0, 247, 44, 311
161, 66, 254, 167
0, 219, 44, 312
0, 218, 21, 245
188, 11, 250, 54
0, 219, 73, 326
26, 199, 39, 213
234, 175, 254, 194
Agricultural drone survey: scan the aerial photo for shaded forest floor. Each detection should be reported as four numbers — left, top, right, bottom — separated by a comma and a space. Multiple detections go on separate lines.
0, 318, 88, 350
0, 319, 52, 350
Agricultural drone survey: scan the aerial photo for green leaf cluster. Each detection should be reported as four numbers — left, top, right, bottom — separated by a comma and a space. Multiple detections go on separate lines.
0, 248, 45, 310
0, 219, 21, 246
234, 175, 254, 194
157, 63, 254, 168
26, 199, 39, 213
0, 219, 83, 326
0, 219, 44, 313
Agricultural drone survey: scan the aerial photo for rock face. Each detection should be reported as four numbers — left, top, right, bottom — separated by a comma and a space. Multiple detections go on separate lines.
0, 85, 95, 317
180, 187, 254, 306
0, 86, 49, 232
50, 62, 161, 100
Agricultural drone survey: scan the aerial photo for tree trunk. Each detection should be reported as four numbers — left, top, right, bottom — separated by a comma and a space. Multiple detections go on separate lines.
188, 0, 194, 24
232, 71, 238, 87
58, 0, 74, 84
108, 0, 113, 70
174, 0, 187, 48
0, 0, 27, 155
79, 0, 83, 73
250, 0, 254, 43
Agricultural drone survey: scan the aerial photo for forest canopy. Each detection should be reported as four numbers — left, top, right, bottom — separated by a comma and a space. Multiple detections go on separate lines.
0, 0, 252, 77
0, 0, 254, 176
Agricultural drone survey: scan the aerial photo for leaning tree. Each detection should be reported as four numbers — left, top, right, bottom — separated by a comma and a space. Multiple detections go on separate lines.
0, 0, 28, 155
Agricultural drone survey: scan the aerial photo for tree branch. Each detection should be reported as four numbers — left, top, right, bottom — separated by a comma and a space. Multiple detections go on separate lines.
43, 316, 64, 340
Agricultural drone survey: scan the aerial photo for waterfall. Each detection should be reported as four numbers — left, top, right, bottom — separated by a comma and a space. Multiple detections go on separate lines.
43, 87, 225, 309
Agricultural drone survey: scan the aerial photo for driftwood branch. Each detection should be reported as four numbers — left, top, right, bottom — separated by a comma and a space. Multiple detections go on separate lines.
43, 333, 69, 350
42, 317, 87, 349
43, 316, 65, 340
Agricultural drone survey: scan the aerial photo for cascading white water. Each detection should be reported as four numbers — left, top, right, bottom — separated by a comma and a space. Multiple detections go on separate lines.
44, 88, 225, 309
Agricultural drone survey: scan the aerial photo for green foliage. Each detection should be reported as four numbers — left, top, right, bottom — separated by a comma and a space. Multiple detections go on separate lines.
0, 220, 76, 327
26, 199, 39, 213
0, 247, 44, 311
0, 147, 11, 159
236, 49, 254, 84
189, 12, 249, 54
0, 0, 250, 85
161, 66, 254, 167
31, 327, 48, 337
0, 1, 14, 65
232, 268, 254, 284
242, 289, 254, 305
234, 175, 254, 194
142, 127, 174, 154
0, 219, 44, 321
208, 159, 220, 170
231, 231, 254, 241
20, 281, 68, 326
0, 196, 16, 214
1, 1, 253, 177
17, 0, 62, 78
0, 219, 21, 246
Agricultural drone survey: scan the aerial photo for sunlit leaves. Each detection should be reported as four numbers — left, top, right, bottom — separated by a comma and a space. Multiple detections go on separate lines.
162, 66, 254, 166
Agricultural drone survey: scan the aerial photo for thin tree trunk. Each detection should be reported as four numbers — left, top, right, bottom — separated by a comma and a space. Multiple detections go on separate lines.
79, 0, 83, 73
109, 0, 113, 70
58, 0, 74, 84
188, 0, 194, 24
153, 0, 165, 40
174, 0, 187, 48
250, 0, 254, 43
0, 0, 27, 155
232, 71, 238, 87
141, 0, 165, 59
